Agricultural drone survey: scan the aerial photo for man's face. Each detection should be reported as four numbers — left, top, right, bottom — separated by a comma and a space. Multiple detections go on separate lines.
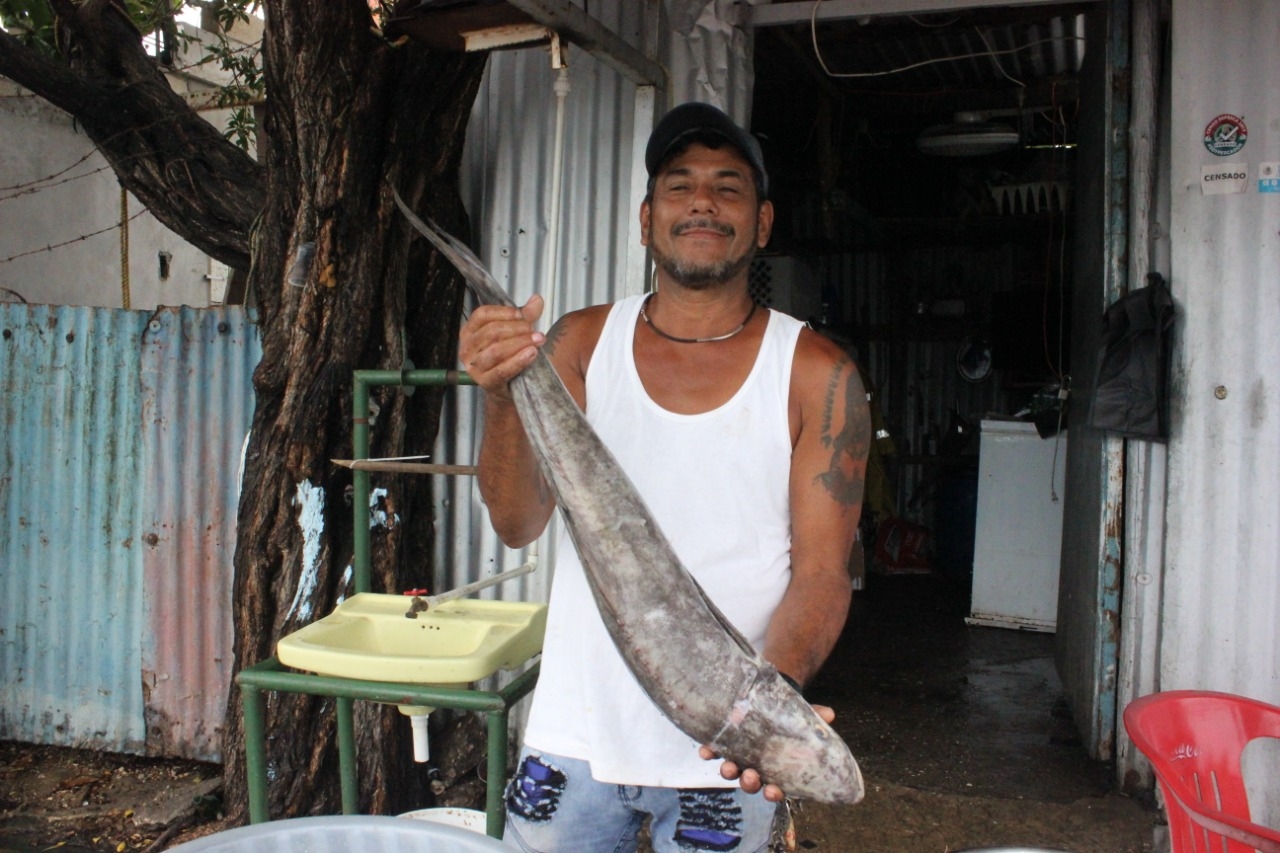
641, 142, 774, 290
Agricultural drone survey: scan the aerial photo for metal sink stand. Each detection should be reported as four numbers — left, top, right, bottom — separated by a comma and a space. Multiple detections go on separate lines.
237, 369, 540, 840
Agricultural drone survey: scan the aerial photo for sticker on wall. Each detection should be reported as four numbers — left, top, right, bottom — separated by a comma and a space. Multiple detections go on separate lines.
1260, 162, 1280, 194
1202, 163, 1248, 195
1203, 114, 1248, 156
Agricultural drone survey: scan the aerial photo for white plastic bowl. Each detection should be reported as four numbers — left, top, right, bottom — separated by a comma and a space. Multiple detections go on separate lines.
167, 815, 508, 852
400, 807, 488, 834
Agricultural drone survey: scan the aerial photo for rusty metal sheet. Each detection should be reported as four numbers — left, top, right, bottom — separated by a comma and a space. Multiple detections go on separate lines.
138, 306, 259, 761
1053, 0, 1127, 763
0, 303, 259, 760
0, 304, 149, 753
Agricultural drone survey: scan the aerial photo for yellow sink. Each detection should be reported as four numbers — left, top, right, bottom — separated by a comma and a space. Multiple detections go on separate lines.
276, 593, 547, 685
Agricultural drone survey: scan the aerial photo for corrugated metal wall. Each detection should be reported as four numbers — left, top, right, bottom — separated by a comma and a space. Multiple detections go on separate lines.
827, 243, 1027, 528
138, 307, 259, 760
1, 305, 148, 753
1161, 0, 1280, 822
0, 304, 259, 760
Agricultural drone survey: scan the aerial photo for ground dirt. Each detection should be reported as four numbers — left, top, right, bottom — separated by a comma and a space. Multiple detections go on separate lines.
0, 574, 1161, 852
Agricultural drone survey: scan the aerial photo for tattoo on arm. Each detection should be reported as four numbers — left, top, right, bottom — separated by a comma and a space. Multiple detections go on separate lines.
818, 358, 872, 506
542, 317, 569, 358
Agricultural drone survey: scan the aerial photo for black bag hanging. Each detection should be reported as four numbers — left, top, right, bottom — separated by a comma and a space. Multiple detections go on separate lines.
1088, 272, 1175, 440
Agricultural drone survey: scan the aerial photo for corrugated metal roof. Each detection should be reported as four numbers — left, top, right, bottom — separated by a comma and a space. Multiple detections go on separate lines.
0, 303, 259, 759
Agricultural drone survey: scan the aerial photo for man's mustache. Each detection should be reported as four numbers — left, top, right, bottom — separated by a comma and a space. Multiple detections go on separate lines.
671, 219, 735, 238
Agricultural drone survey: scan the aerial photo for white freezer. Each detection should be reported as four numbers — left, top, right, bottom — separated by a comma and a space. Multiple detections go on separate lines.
966, 419, 1068, 632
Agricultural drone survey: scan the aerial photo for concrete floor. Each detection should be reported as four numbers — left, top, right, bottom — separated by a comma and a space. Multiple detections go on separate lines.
811, 571, 1120, 805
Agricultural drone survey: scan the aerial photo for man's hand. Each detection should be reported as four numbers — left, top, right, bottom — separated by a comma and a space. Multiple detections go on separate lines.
458, 294, 546, 398
699, 705, 837, 802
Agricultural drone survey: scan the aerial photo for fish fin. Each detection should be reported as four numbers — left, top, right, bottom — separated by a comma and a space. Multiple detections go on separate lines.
392, 187, 515, 308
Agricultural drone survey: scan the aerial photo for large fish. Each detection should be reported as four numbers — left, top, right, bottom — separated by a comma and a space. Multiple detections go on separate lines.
395, 192, 864, 804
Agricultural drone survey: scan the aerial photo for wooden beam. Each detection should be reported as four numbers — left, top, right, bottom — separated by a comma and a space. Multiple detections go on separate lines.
504, 0, 666, 87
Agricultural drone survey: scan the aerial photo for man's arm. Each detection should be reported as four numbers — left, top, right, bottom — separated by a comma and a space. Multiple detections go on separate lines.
712, 330, 871, 801
459, 295, 594, 547
766, 333, 870, 685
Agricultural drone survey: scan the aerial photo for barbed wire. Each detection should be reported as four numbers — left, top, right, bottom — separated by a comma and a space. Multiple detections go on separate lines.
0, 25, 262, 167
1, 207, 149, 266
0, 18, 261, 266
0, 86, 262, 204
0, 146, 108, 200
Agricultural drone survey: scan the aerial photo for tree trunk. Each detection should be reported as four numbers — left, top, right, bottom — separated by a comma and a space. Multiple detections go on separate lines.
222, 2, 487, 820
1, 0, 488, 821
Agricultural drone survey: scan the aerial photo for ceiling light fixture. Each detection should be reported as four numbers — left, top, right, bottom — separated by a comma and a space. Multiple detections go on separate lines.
916, 111, 1020, 157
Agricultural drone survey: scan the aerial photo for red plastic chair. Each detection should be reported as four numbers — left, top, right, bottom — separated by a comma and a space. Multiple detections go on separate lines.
1124, 691, 1280, 853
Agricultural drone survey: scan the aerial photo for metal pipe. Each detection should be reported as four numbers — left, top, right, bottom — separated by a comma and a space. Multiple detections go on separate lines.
486, 709, 511, 838
237, 659, 539, 829
352, 378, 372, 593
415, 559, 537, 611
336, 697, 358, 814
350, 370, 475, 593
240, 684, 269, 824
236, 657, 539, 713
542, 64, 570, 327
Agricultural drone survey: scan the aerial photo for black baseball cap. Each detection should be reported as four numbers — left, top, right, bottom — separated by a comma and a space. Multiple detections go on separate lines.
644, 102, 769, 199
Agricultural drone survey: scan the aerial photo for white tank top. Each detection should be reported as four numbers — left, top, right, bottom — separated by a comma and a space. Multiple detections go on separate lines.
522, 294, 804, 788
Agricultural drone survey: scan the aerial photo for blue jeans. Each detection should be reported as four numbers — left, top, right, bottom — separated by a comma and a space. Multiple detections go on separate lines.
503, 748, 779, 852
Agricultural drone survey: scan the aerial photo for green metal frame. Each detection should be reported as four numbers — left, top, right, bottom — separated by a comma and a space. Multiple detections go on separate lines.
236, 368, 540, 840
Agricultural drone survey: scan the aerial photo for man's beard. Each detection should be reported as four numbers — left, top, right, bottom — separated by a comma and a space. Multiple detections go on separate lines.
650, 219, 757, 290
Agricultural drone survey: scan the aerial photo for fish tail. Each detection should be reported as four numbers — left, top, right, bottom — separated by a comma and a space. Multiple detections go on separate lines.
392, 188, 515, 308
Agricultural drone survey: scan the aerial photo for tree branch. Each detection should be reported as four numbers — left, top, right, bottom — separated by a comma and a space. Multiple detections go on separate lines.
0, 11, 265, 269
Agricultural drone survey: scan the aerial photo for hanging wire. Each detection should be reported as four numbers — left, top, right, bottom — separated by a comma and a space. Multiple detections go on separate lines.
1040, 81, 1072, 503
908, 14, 964, 28
808, 0, 1082, 80
975, 26, 1025, 88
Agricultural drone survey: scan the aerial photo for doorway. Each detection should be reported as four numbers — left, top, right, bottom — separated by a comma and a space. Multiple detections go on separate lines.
745, 0, 1122, 762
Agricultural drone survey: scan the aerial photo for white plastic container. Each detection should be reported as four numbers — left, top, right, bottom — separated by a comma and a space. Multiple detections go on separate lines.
167, 815, 507, 852
400, 807, 488, 834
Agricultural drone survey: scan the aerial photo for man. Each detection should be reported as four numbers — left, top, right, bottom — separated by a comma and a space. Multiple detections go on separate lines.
459, 102, 870, 852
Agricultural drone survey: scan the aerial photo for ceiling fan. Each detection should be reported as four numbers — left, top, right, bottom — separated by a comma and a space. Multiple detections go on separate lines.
916, 111, 1021, 157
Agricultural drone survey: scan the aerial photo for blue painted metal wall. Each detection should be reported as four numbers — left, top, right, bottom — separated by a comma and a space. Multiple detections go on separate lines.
0, 303, 259, 760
